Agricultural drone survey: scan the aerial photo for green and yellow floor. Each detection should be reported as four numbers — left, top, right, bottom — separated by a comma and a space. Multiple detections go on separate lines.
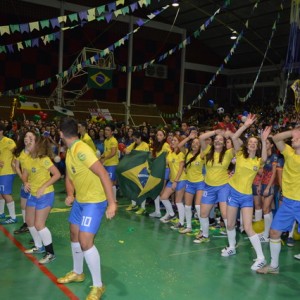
1, 178, 300, 299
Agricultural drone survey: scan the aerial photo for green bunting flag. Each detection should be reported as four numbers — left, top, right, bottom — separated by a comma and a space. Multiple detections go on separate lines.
116, 150, 166, 204
87, 68, 113, 89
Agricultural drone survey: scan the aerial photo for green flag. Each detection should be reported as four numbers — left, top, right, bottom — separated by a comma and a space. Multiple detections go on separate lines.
87, 68, 113, 89
116, 150, 166, 204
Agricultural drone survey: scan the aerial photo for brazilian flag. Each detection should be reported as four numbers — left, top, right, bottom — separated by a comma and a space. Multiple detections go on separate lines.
116, 150, 166, 204
87, 68, 113, 89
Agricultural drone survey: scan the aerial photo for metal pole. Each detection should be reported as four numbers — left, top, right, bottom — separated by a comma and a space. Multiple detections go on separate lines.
178, 30, 186, 120
125, 17, 133, 125
57, 1, 65, 107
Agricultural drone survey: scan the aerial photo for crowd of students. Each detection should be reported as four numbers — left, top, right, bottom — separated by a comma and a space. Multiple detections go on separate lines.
0, 106, 300, 298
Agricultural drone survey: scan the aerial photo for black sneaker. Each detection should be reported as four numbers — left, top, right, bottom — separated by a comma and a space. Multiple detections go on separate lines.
14, 223, 29, 234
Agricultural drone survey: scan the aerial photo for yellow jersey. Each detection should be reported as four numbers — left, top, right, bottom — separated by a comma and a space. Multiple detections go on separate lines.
81, 133, 96, 152
66, 140, 106, 203
281, 144, 300, 201
103, 136, 119, 166
155, 142, 171, 157
204, 148, 233, 186
23, 156, 54, 196
126, 141, 149, 152
185, 152, 204, 182
15, 149, 30, 172
0, 136, 16, 175
167, 151, 187, 182
229, 151, 262, 194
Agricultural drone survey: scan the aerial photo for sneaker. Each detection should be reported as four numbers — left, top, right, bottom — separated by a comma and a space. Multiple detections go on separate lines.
179, 227, 192, 234
149, 211, 162, 218
193, 235, 210, 244
186, 229, 200, 236
221, 247, 236, 257
135, 208, 146, 215
14, 223, 29, 234
125, 204, 138, 211
287, 237, 295, 247
159, 213, 170, 222
0, 217, 17, 225
57, 271, 85, 283
170, 222, 184, 230
256, 265, 279, 274
86, 286, 105, 300
160, 214, 177, 224
219, 228, 227, 235
0, 213, 5, 219
259, 234, 269, 243
39, 252, 56, 264
29, 239, 34, 244
251, 258, 267, 271
294, 253, 300, 260
24, 246, 46, 254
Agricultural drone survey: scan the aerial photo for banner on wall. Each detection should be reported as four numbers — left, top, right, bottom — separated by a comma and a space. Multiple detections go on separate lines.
87, 68, 113, 89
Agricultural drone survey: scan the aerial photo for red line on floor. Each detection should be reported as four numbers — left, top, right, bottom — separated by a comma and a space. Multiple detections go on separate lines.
0, 225, 79, 300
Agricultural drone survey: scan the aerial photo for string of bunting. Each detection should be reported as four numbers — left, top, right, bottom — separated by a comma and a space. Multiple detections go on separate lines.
239, 1, 284, 102
0, 0, 153, 37
0, 4, 170, 96
116, 0, 230, 72
161, 0, 261, 119
0, 0, 152, 54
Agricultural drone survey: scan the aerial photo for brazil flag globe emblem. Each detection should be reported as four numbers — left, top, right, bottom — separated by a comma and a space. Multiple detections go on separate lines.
87, 68, 113, 89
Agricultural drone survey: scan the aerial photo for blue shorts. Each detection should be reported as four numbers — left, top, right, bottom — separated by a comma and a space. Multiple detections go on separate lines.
202, 183, 229, 205
69, 200, 107, 234
261, 184, 275, 197
166, 180, 186, 191
104, 166, 117, 181
20, 185, 30, 199
185, 181, 205, 195
26, 192, 55, 210
0, 174, 16, 194
271, 197, 300, 232
252, 184, 260, 196
165, 168, 170, 180
227, 186, 253, 208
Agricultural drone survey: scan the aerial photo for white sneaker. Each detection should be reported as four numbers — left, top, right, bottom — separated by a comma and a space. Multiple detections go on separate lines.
179, 227, 192, 234
221, 247, 236, 257
251, 258, 267, 271
294, 253, 300, 260
149, 211, 161, 218
159, 213, 170, 222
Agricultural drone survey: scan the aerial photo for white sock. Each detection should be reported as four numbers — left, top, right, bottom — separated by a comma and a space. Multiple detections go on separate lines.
154, 196, 160, 213
249, 234, 265, 260
176, 203, 185, 225
71, 242, 84, 274
161, 200, 175, 216
185, 205, 192, 229
7, 201, 16, 219
263, 212, 273, 238
140, 200, 146, 209
195, 205, 200, 221
112, 186, 117, 201
22, 209, 26, 223
227, 228, 236, 249
289, 221, 296, 238
28, 226, 43, 248
255, 209, 263, 222
84, 245, 102, 287
200, 217, 209, 237
38, 227, 52, 246
270, 238, 281, 268
131, 200, 136, 206
0, 199, 5, 214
